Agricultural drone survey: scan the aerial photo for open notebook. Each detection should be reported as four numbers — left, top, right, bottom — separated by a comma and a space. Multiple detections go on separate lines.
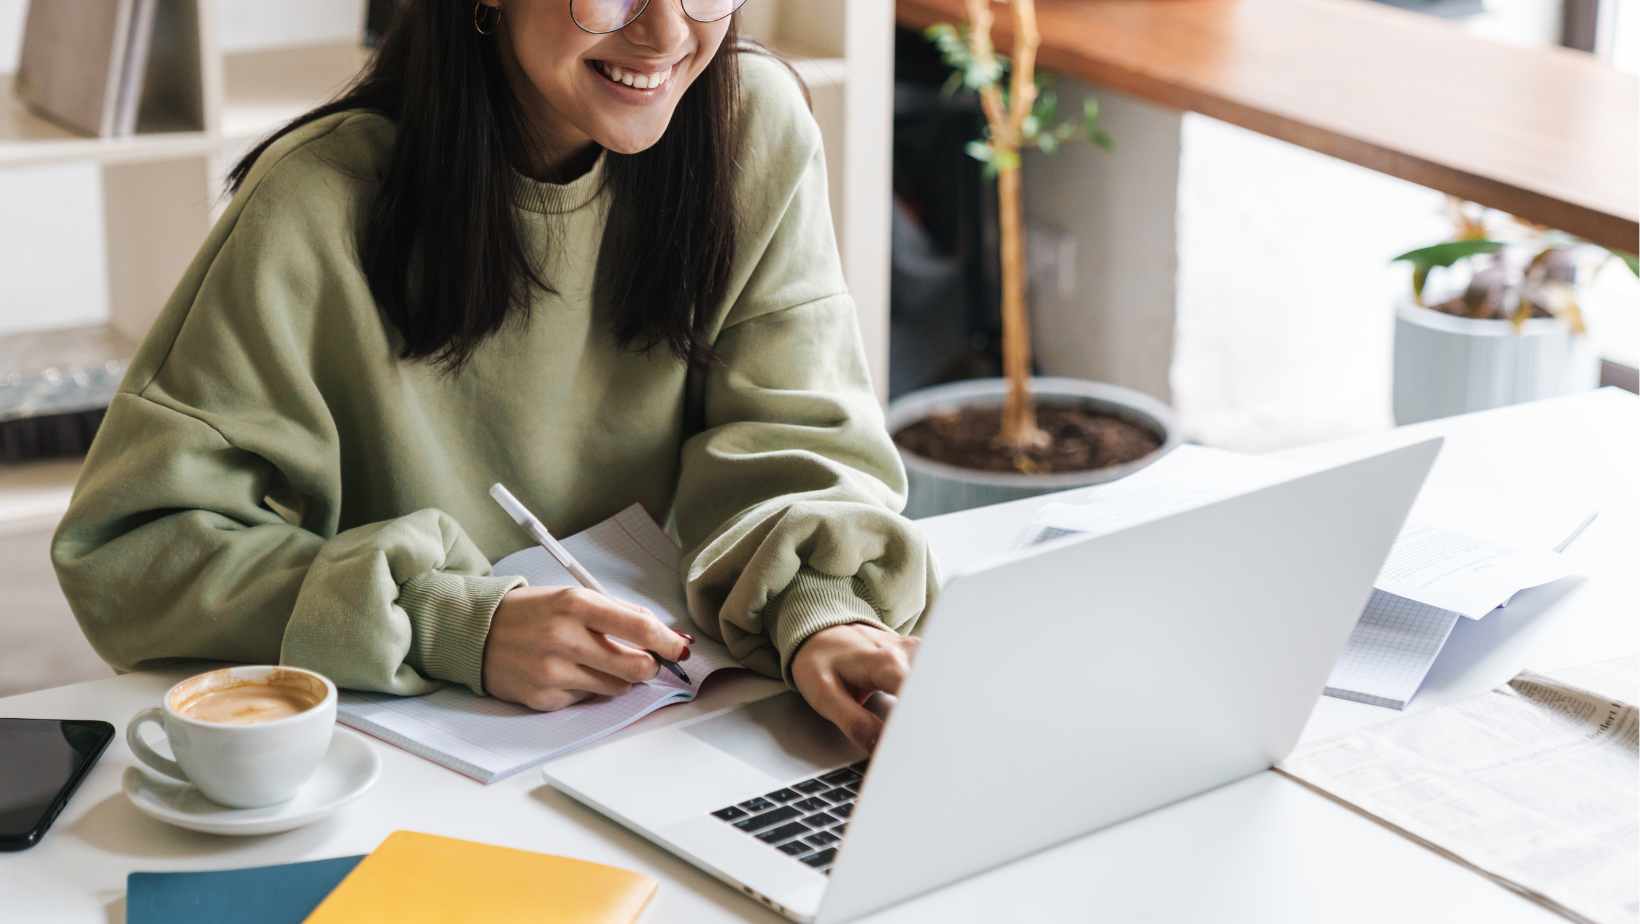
338, 503, 743, 783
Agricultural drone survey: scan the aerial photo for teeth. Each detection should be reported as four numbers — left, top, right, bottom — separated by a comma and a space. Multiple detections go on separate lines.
597, 61, 668, 90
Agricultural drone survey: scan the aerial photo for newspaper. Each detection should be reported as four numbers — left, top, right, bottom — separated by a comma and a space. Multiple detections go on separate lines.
1278, 657, 1639, 924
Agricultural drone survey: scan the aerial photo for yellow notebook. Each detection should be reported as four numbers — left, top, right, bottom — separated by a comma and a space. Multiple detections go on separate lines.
303, 831, 658, 924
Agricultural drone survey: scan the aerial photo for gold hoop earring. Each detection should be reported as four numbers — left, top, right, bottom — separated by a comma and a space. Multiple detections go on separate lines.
473, 2, 500, 35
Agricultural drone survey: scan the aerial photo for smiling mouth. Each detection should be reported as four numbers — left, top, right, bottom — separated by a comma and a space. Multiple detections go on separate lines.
590, 59, 675, 92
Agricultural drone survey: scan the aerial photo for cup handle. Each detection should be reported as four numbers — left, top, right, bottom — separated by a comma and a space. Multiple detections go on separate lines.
127, 707, 187, 782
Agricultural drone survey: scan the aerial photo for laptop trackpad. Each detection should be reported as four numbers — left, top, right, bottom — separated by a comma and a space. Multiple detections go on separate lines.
684, 692, 863, 780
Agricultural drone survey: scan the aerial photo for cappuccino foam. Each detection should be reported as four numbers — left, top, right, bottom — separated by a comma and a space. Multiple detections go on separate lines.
175, 681, 322, 724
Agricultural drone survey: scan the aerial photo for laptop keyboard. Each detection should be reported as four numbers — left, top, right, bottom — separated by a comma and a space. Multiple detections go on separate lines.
708, 762, 865, 874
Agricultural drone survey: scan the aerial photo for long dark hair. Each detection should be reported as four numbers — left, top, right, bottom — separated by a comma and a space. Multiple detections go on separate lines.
227, 2, 741, 371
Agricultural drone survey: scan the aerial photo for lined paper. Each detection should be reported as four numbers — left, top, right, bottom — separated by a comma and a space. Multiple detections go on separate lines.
338, 503, 742, 783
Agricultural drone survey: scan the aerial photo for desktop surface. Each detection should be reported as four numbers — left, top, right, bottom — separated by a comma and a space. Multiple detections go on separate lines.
2, 389, 1634, 923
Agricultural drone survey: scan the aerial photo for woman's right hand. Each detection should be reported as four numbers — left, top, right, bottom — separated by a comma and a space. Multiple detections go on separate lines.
482, 586, 693, 711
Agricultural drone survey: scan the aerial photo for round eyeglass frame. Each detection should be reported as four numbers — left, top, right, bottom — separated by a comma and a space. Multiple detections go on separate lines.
570, 0, 749, 35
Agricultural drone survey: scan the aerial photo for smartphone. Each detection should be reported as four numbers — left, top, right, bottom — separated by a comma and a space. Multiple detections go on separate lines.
1, 717, 115, 851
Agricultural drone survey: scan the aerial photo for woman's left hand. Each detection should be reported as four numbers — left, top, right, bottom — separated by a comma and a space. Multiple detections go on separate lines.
791, 623, 919, 753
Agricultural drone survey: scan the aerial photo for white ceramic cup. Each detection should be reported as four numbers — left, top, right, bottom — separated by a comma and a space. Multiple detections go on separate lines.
126, 665, 337, 808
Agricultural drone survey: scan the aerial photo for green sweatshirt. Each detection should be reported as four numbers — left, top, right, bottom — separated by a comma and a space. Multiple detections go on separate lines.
51, 53, 938, 697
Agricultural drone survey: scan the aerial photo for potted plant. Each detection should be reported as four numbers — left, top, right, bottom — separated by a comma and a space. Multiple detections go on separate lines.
887, 0, 1179, 518
1390, 199, 1638, 425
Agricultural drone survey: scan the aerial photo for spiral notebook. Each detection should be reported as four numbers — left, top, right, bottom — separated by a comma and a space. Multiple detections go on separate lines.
338, 503, 743, 783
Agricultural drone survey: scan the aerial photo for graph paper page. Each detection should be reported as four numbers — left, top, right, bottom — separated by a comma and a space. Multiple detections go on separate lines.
1324, 590, 1460, 710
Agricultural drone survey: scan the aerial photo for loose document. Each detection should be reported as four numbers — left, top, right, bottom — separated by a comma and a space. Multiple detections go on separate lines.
1014, 447, 1585, 708
1279, 657, 1639, 924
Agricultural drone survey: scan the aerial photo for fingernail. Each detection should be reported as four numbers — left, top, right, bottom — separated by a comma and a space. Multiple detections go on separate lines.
678, 645, 692, 661
679, 631, 696, 644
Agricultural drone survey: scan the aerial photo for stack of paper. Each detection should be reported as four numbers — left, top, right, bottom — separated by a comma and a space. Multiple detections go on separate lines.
1016, 446, 1587, 709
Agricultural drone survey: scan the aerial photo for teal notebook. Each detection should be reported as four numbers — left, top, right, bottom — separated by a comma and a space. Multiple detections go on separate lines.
126, 855, 363, 924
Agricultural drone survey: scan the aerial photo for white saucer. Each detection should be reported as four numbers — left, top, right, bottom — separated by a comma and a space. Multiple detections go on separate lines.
122, 728, 381, 836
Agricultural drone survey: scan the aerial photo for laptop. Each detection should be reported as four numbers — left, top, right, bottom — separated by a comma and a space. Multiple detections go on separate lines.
543, 438, 1441, 922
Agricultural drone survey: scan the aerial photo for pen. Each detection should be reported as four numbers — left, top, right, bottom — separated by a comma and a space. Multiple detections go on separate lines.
489, 483, 690, 684
1554, 512, 1598, 554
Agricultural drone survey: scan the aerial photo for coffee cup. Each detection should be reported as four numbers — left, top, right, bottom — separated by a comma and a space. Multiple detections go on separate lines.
126, 665, 336, 808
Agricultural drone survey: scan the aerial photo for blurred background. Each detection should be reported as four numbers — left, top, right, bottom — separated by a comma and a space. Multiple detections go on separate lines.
1, 0, 1634, 697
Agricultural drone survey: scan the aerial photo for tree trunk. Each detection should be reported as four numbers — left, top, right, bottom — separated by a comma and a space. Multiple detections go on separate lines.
995, 157, 1048, 451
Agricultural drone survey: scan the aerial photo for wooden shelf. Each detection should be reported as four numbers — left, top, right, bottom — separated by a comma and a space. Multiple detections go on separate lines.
896, 0, 1639, 252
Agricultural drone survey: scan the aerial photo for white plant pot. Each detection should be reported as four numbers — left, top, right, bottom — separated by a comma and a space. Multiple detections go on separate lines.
885, 377, 1180, 519
1392, 300, 1600, 425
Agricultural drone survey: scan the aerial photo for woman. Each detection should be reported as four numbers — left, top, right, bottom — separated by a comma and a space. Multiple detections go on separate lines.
51, 0, 937, 752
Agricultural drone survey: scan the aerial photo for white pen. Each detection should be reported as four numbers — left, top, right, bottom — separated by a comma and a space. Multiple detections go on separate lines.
489, 483, 690, 684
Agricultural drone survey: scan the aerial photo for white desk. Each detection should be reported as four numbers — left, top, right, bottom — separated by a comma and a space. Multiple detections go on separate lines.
4, 388, 1635, 923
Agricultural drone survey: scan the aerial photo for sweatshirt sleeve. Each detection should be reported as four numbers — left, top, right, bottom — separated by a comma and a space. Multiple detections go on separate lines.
673, 58, 941, 684
50, 114, 522, 697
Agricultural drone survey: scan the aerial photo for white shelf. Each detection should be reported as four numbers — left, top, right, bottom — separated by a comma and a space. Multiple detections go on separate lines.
768, 43, 849, 89
221, 42, 371, 144
1, 0, 890, 399
0, 458, 79, 536
0, 40, 371, 168
0, 72, 213, 167
5, 40, 831, 169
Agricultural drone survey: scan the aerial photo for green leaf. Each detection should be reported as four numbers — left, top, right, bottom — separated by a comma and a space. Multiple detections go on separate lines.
992, 147, 1021, 172
1036, 132, 1058, 154
924, 23, 967, 67
1390, 239, 1506, 268
965, 140, 993, 164
1617, 250, 1640, 276
1411, 265, 1429, 304
1089, 127, 1114, 151
1033, 89, 1058, 126
1021, 114, 1040, 139
963, 58, 1004, 91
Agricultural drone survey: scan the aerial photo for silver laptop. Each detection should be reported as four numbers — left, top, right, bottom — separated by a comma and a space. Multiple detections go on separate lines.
543, 438, 1441, 922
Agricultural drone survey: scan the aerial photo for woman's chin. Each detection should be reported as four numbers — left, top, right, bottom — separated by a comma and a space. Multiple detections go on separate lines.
593, 127, 669, 156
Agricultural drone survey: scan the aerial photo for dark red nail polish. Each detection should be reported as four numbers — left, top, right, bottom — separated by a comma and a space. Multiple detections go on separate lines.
679, 645, 692, 661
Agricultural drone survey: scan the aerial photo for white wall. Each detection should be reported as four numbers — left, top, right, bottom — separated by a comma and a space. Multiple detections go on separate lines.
1025, 1, 1638, 452
0, 161, 108, 336
1022, 83, 1181, 404
1171, 116, 1448, 451
0, 0, 21, 72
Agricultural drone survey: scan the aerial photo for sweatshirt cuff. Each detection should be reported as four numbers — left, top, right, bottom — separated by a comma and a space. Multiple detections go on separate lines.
399, 571, 527, 695
771, 568, 885, 686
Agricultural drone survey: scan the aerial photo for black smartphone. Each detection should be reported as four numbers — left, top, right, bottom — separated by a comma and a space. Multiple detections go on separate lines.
1, 717, 115, 851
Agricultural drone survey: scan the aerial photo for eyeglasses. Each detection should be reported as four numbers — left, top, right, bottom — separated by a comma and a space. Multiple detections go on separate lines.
571, 0, 748, 35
